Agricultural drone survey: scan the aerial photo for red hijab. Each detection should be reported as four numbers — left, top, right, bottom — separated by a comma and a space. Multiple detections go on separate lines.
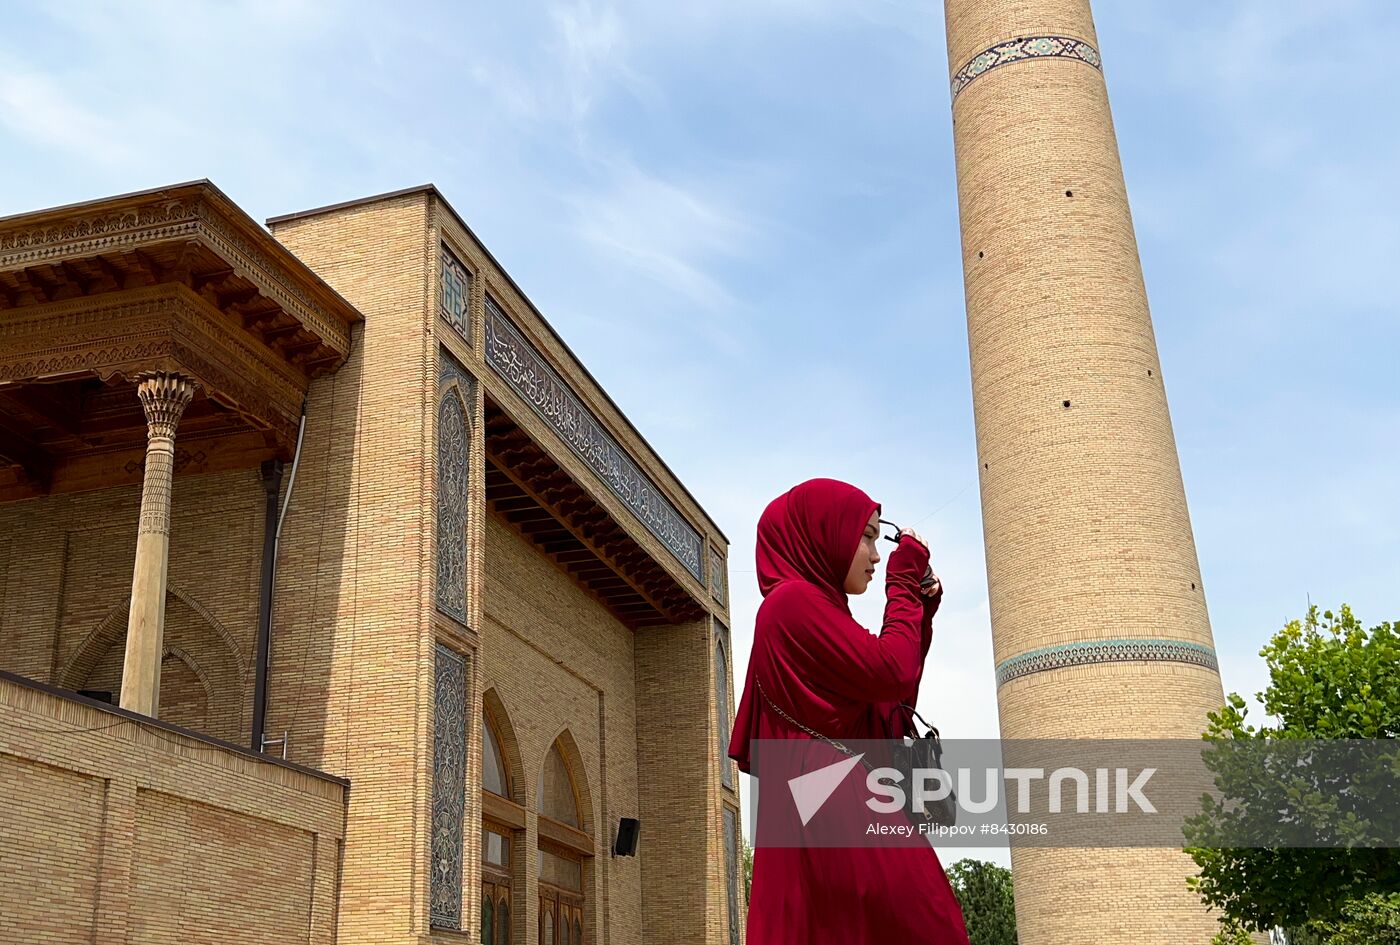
754, 477, 879, 612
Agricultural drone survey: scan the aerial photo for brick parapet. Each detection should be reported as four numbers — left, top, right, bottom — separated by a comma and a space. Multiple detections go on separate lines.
0, 673, 346, 945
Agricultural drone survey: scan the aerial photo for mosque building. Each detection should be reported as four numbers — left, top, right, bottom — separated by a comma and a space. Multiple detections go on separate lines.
0, 180, 743, 945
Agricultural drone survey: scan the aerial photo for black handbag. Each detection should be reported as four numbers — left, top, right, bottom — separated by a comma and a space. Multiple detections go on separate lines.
757, 683, 957, 830
890, 703, 958, 829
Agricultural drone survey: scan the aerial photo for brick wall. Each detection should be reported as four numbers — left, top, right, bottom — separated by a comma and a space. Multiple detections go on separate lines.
0, 673, 345, 945
269, 193, 436, 944
482, 511, 642, 944
0, 468, 264, 744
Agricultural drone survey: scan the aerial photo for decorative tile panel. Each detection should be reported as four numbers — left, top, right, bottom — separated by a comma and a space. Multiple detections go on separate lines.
715, 626, 733, 789
723, 806, 741, 945
440, 244, 471, 345
484, 298, 704, 580
710, 547, 727, 607
436, 350, 473, 624
431, 643, 468, 929
995, 637, 1218, 687
951, 35, 1101, 99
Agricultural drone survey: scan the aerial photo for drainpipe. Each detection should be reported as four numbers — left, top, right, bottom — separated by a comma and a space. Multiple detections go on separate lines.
250, 400, 307, 752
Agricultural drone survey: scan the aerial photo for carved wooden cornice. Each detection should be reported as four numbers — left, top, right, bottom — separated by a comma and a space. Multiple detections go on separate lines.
0, 284, 304, 449
483, 301, 705, 583
0, 181, 360, 375
483, 399, 708, 629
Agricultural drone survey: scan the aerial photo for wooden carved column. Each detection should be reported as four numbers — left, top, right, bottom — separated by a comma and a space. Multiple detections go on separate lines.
118, 371, 196, 716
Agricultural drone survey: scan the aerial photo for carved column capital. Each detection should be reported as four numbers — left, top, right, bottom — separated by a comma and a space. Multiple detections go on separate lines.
134, 371, 196, 440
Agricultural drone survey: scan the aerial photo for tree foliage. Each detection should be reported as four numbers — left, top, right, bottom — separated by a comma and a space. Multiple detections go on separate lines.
1318, 891, 1400, 944
1184, 605, 1400, 936
947, 858, 1017, 945
742, 838, 753, 905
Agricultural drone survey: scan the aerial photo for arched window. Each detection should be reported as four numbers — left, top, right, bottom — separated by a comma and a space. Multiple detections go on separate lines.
537, 743, 580, 828
537, 736, 590, 945
715, 628, 733, 789
481, 699, 521, 945
481, 896, 494, 944
484, 712, 509, 797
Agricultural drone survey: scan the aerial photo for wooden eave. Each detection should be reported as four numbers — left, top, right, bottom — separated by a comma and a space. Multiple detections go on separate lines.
0, 180, 361, 377
0, 181, 364, 501
485, 397, 708, 631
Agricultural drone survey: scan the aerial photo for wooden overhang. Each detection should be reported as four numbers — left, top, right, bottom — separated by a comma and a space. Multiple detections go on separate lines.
484, 397, 709, 630
0, 181, 362, 501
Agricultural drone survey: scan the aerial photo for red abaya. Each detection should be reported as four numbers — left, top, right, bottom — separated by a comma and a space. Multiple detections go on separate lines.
729, 478, 971, 945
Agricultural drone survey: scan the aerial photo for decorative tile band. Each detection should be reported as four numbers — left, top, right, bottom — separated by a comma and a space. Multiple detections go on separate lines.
439, 244, 472, 347
995, 637, 1218, 687
430, 642, 468, 929
485, 299, 705, 581
436, 349, 474, 625
710, 546, 728, 607
951, 35, 1101, 99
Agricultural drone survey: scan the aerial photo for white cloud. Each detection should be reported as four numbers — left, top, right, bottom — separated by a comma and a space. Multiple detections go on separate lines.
568, 161, 757, 310
0, 70, 134, 166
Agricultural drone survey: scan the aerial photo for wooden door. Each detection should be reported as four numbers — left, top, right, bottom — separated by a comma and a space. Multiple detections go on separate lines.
539, 893, 555, 944
538, 887, 584, 944
482, 878, 511, 945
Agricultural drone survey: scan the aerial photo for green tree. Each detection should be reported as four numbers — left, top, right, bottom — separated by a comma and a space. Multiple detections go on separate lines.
947, 858, 1017, 945
742, 838, 753, 905
1320, 891, 1400, 944
1183, 604, 1400, 937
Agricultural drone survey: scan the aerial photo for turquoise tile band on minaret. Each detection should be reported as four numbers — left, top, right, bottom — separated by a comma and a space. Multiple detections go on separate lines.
951, 35, 1102, 99
994, 638, 1219, 687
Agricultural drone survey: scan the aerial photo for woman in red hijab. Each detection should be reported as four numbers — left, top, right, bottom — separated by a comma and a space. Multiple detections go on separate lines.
729, 478, 971, 944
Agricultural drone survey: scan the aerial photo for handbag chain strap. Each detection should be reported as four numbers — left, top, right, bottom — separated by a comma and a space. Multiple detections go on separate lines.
755, 682, 953, 822
758, 681, 941, 746
755, 681, 875, 772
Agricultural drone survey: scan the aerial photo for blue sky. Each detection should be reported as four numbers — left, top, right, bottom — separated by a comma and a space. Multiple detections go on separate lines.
4, 1, 1397, 857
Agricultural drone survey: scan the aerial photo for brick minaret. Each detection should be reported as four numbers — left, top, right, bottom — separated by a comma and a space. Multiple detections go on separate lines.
944, 2, 1226, 941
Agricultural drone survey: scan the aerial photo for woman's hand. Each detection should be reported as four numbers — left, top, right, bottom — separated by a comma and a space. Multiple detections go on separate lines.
898, 528, 942, 599
920, 568, 942, 599
898, 526, 929, 551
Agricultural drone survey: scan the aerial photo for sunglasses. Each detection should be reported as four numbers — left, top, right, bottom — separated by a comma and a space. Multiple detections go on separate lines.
877, 518, 903, 545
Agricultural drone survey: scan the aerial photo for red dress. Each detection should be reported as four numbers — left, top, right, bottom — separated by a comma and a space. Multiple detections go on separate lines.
729, 478, 971, 945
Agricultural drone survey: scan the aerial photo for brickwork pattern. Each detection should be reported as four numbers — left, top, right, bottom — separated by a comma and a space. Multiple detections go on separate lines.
481, 511, 637, 943
0, 676, 345, 945
945, 1, 1226, 941
0, 468, 262, 743
269, 193, 437, 945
